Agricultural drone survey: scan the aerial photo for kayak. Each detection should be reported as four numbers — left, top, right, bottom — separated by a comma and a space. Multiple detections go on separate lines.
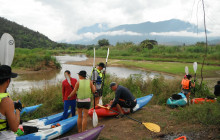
21, 104, 43, 115
22, 110, 71, 127
167, 93, 187, 108
191, 98, 217, 104
16, 115, 78, 140
58, 125, 105, 140
88, 94, 153, 117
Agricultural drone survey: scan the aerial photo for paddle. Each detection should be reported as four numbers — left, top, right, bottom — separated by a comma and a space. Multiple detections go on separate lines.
65, 73, 73, 90
99, 48, 110, 105
0, 33, 15, 66
97, 104, 160, 133
193, 62, 197, 94
92, 47, 98, 127
185, 66, 189, 75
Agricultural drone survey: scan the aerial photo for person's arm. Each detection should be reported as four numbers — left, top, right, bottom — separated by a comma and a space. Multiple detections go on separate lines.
68, 81, 79, 99
2, 98, 20, 132
90, 81, 96, 93
110, 91, 120, 109
191, 81, 195, 88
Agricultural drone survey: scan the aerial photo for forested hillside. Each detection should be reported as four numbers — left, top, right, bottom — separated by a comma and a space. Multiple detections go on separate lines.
0, 17, 86, 49
0, 17, 57, 48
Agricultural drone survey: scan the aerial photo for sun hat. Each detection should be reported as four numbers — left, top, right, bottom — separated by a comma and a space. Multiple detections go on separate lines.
0, 65, 17, 79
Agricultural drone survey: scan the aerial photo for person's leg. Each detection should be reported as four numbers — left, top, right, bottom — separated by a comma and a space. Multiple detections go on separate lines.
116, 104, 124, 115
186, 92, 191, 105
95, 96, 100, 106
70, 100, 76, 116
82, 108, 89, 132
77, 108, 83, 133
62, 100, 69, 120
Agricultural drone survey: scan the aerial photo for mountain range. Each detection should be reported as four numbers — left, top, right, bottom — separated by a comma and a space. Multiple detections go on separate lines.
74, 19, 220, 45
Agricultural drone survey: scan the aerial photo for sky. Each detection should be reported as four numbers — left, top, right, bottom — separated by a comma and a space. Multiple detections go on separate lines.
0, 0, 219, 43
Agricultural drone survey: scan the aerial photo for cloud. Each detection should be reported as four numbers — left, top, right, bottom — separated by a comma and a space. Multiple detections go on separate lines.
0, 0, 219, 43
78, 30, 142, 41
150, 31, 219, 37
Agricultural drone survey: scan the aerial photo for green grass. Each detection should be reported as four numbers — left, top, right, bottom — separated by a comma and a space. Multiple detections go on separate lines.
114, 60, 220, 77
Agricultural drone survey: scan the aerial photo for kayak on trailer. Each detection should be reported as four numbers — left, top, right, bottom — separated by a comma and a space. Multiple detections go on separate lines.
20, 104, 43, 115
58, 125, 105, 140
191, 97, 217, 104
88, 94, 153, 117
16, 115, 78, 140
166, 93, 187, 108
22, 110, 71, 127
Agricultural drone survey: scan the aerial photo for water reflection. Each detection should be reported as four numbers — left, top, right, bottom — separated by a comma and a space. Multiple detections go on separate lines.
8, 54, 173, 93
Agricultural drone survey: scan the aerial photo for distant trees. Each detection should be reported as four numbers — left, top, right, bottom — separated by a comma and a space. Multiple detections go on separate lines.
98, 39, 110, 47
140, 39, 158, 49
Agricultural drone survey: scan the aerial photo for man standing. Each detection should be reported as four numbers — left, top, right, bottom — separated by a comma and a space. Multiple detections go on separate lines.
62, 70, 77, 119
107, 82, 137, 117
0, 65, 22, 139
91, 62, 105, 106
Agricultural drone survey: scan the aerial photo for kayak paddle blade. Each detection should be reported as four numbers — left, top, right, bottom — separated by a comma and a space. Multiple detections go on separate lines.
93, 109, 98, 127
185, 66, 189, 75
142, 122, 161, 133
193, 62, 197, 73
0, 33, 15, 66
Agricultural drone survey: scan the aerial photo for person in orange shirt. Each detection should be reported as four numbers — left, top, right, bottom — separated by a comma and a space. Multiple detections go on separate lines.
181, 74, 195, 103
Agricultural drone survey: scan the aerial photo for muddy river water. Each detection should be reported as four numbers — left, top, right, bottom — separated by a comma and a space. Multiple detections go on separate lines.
8, 54, 174, 93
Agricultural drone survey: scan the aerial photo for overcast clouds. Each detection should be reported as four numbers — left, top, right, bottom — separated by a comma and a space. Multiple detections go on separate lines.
0, 0, 219, 42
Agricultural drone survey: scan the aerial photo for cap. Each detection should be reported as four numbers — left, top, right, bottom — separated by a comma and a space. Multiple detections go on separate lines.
0, 65, 17, 79
78, 70, 87, 77
109, 82, 116, 88
98, 62, 105, 68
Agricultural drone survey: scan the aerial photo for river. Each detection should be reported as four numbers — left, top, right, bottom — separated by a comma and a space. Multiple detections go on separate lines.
8, 54, 173, 93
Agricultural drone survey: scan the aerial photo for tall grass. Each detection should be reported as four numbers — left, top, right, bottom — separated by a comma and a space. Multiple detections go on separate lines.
11, 74, 219, 126
13, 48, 61, 70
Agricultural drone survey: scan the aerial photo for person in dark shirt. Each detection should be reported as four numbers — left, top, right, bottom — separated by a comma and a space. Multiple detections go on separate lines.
107, 82, 137, 117
214, 81, 220, 97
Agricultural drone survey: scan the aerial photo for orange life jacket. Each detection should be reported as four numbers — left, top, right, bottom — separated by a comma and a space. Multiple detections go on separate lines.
181, 79, 190, 89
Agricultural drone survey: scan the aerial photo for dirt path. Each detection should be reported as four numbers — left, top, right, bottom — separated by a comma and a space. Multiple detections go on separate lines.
57, 105, 220, 140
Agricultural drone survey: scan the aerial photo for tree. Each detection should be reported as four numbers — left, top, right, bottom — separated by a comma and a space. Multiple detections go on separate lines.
140, 39, 157, 49
98, 39, 110, 47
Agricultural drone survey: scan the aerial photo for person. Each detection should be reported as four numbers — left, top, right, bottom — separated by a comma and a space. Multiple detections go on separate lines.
181, 74, 195, 103
214, 81, 220, 97
107, 82, 137, 118
68, 70, 96, 132
91, 62, 105, 106
61, 70, 77, 120
0, 65, 22, 139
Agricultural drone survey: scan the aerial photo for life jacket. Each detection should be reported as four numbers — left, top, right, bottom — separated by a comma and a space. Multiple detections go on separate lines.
181, 79, 190, 90
91, 68, 103, 85
0, 93, 10, 132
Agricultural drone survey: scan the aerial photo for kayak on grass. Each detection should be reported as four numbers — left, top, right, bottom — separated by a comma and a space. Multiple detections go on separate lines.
191, 97, 217, 104
22, 110, 71, 127
20, 104, 43, 115
16, 115, 78, 140
58, 125, 105, 140
167, 93, 187, 108
88, 94, 153, 117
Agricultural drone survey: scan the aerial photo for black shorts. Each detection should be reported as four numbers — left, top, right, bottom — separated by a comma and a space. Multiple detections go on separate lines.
77, 102, 91, 109
118, 100, 137, 108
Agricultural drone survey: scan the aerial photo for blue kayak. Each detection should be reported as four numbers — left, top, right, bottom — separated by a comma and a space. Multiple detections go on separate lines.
22, 110, 71, 127
166, 93, 187, 108
16, 115, 78, 140
20, 104, 43, 115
